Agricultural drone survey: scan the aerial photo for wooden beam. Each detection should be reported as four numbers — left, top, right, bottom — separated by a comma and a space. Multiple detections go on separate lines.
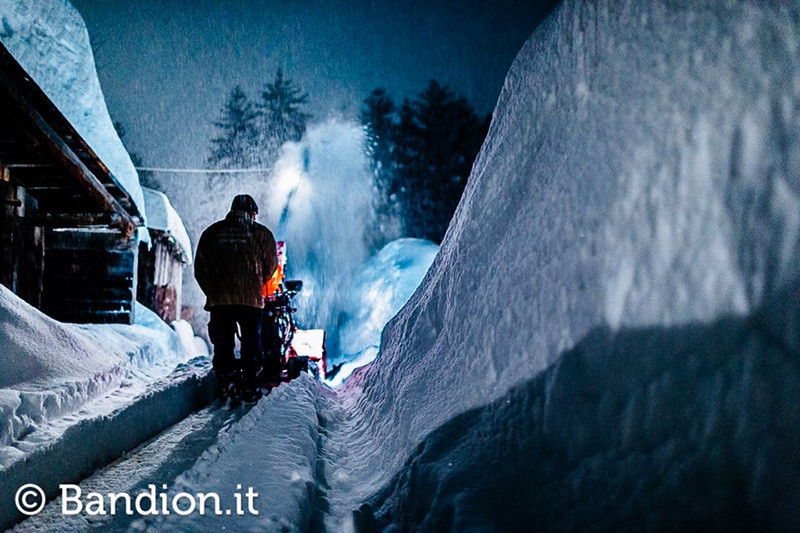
25, 212, 120, 228
3, 164, 56, 169
0, 45, 139, 235
12, 103, 135, 234
4, 168, 76, 189
17, 186, 70, 192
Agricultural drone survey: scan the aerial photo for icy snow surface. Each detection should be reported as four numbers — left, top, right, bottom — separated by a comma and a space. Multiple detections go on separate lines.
0, 0, 147, 222
142, 188, 193, 263
136, 375, 331, 533
2, 356, 213, 532
332, 238, 439, 385
12, 395, 234, 533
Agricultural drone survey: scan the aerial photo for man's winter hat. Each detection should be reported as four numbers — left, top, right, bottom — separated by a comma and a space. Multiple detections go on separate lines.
231, 194, 259, 214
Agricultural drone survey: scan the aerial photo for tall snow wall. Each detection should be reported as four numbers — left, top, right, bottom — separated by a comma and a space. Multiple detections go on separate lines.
337, 0, 800, 529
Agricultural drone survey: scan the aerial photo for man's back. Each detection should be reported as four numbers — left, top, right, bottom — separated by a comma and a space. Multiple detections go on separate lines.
195, 211, 277, 309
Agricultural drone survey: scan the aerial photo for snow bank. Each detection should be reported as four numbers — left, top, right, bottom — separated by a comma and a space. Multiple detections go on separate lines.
0, 283, 123, 391
327, 0, 800, 528
364, 319, 800, 531
143, 188, 193, 263
139, 375, 330, 533
0, 286, 191, 465
0, 276, 213, 530
0, 0, 147, 222
332, 238, 438, 385
1, 357, 214, 531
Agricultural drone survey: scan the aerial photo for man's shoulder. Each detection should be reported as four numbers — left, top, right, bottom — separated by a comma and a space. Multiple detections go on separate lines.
199, 219, 229, 238
252, 222, 275, 238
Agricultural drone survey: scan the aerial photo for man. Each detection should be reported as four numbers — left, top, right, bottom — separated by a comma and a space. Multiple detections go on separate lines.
194, 194, 278, 395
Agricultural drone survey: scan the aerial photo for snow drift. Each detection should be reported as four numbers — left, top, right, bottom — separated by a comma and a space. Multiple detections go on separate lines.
0, 284, 215, 530
0, 285, 193, 466
328, 0, 800, 529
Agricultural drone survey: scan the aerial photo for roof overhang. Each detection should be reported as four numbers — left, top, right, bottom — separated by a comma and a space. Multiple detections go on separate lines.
0, 42, 141, 236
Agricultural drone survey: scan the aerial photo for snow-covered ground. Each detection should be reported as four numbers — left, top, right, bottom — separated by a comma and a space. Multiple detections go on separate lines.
0, 285, 212, 529
138, 375, 332, 533
0, 286, 188, 461
323, 1, 800, 529
12, 402, 245, 533
7, 0, 800, 531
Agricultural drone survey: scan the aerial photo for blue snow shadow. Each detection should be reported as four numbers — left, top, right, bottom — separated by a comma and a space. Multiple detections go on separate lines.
355, 313, 800, 532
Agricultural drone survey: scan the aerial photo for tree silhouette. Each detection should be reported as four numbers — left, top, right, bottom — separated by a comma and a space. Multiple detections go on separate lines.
207, 85, 260, 169
257, 68, 312, 165
364, 80, 488, 242
362, 88, 401, 248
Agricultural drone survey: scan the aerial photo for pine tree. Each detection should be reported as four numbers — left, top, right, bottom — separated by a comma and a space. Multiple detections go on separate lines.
207, 85, 260, 170
392, 80, 488, 242
257, 69, 311, 165
361, 88, 401, 249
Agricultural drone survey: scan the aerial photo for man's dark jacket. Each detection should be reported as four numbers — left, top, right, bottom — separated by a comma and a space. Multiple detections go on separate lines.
194, 210, 278, 309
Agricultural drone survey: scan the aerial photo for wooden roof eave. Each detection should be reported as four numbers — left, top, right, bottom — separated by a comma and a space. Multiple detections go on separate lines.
0, 42, 139, 236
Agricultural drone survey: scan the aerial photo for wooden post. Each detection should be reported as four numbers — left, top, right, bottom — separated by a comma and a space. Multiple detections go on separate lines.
0, 182, 45, 309
0, 180, 17, 291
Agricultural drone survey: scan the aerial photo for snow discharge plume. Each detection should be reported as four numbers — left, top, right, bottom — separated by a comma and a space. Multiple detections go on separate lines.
265, 120, 376, 353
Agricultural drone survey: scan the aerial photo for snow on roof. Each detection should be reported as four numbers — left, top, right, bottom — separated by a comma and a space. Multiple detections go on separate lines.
143, 188, 193, 264
0, 0, 147, 224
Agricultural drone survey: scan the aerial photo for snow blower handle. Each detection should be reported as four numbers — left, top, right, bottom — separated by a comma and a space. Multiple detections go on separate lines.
284, 279, 303, 294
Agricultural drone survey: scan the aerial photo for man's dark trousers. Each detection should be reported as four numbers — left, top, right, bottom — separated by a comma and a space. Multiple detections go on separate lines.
208, 305, 263, 382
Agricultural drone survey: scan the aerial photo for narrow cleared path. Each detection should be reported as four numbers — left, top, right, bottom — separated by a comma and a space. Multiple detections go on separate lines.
13, 404, 250, 533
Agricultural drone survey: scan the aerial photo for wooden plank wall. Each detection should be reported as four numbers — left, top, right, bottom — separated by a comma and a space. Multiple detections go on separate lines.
136, 232, 184, 323
0, 180, 44, 308
42, 228, 137, 324
0, 181, 18, 290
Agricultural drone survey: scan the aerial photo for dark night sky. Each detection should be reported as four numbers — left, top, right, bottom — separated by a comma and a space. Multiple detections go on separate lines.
72, 0, 559, 168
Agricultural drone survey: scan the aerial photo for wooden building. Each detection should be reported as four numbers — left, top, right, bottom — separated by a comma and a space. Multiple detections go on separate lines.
137, 188, 192, 324
0, 42, 144, 324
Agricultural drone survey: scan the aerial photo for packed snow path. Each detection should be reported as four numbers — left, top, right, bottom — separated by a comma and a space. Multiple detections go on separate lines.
11, 405, 249, 532
0, 358, 214, 531
10, 376, 336, 532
